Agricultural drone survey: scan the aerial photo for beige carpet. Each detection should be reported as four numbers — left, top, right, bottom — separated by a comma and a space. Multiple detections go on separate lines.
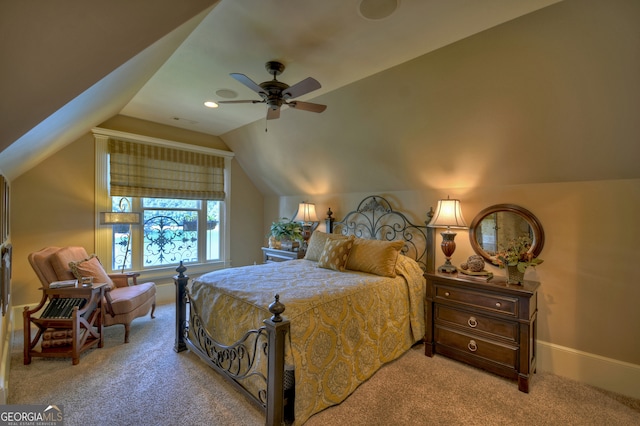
8, 303, 639, 425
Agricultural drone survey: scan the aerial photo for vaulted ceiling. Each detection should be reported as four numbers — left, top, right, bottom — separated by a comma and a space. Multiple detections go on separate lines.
0, 0, 562, 184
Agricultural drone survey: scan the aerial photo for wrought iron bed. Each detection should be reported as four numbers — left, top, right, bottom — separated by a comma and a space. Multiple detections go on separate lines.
174, 195, 435, 425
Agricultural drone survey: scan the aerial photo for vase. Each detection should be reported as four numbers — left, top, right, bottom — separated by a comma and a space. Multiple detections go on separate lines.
280, 239, 299, 251
183, 220, 197, 231
506, 265, 525, 284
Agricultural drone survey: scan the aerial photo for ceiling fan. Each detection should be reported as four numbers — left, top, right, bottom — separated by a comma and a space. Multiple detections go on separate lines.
218, 61, 327, 120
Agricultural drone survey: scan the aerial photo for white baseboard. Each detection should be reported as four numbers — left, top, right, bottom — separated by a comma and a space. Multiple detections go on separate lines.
537, 340, 640, 399
0, 308, 12, 405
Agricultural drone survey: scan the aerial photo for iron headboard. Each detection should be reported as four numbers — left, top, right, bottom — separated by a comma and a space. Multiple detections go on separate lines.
326, 195, 435, 272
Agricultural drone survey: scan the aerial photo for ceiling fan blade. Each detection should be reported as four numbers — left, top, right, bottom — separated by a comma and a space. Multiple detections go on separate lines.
288, 101, 327, 113
217, 100, 263, 104
266, 107, 280, 120
229, 73, 267, 95
282, 77, 321, 99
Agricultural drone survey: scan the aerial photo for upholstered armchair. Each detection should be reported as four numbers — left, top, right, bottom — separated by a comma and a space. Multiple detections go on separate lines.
28, 246, 156, 343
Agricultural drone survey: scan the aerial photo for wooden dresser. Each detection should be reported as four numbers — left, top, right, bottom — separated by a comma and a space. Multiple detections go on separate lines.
424, 272, 540, 392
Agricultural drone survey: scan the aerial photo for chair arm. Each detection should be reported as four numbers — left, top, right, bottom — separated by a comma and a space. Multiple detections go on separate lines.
103, 287, 115, 317
108, 272, 140, 287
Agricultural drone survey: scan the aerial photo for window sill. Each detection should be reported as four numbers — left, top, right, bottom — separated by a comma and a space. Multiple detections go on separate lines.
110, 260, 231, 284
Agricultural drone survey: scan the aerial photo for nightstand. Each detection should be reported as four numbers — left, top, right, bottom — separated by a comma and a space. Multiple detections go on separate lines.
424, 272, 539, 392
262, 247, 304, 263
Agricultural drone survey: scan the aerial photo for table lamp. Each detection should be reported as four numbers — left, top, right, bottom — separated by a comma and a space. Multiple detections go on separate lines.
293, 202, 319, 249
427, 197, 467, 273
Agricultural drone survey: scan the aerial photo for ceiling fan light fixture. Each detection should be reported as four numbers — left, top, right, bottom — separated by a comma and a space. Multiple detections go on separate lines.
204, 101, 219, 108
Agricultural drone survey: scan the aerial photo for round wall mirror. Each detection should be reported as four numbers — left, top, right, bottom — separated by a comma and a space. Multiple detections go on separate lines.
468, 204, 545, 263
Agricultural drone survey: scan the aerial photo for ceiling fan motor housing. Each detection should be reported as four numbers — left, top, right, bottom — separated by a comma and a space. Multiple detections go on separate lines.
259, 79, 288, 109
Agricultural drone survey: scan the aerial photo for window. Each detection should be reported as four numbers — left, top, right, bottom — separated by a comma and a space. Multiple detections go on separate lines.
109, 197, 221, 271
93, 128, 234, 279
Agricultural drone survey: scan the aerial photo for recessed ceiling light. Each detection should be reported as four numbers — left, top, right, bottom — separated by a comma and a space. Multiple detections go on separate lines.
204, 101, 219, 108
215, 89, 238, 99
358, 0, 399, 21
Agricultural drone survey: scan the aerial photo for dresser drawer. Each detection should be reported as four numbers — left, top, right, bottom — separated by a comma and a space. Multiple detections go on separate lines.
435, 284, 518, 317
435, 326, 517, 369
435, 305, 518, 342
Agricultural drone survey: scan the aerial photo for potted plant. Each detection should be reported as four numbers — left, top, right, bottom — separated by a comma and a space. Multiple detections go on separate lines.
207, 213, 218, 230
268, 218, 303, 250
183, 213, 198, 231
492, 236, 543, 284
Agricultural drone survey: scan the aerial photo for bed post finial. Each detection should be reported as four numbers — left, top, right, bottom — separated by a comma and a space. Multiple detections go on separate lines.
326, 208, 335, 233
269, 294, 285, 322
176, 260, 187, 278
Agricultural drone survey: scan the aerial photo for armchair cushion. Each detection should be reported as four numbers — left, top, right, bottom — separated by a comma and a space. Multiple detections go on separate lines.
51, 246, 89, 282
107, 282, 156, 315
68, 254, 115, 290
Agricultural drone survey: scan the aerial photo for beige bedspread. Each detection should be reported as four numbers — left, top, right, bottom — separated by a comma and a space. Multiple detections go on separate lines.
189, 255, 425, 424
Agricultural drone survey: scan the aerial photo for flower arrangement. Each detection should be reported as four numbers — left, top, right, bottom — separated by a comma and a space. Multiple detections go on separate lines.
269, 218, 304, 242
492, 236, 543, 273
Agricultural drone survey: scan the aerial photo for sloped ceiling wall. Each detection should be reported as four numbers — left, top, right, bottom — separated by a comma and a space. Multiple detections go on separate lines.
222, 0, 640, 197
0, 0, 219, 157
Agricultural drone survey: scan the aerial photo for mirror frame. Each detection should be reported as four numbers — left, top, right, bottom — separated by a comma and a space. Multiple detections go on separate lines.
468, 204, 545, 263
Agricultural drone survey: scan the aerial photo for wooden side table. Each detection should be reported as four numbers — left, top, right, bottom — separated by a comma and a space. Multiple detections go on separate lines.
23, 283, 106, 365
262, 247, 304, 263
424, 272, 539, 392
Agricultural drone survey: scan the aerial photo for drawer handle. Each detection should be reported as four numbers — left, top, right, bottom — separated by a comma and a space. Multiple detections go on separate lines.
444, 291, 450, 297
495, 302, 502, 308
468, 340, 478, 352
468, 316, 478, 328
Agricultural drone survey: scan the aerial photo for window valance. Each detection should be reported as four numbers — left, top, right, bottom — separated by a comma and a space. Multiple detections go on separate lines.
108, 139, 225, 200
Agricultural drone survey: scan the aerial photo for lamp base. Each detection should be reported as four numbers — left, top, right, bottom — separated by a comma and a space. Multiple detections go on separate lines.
438, 230, 458, 273
437, 261, 458, 274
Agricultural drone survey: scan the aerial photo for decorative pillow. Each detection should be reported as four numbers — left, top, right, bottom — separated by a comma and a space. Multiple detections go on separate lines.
317, 236, 355, 272
346, 238, 405, 278
304, 230, 347, 261
68, 254, 115, 289
51, 246, 90, 281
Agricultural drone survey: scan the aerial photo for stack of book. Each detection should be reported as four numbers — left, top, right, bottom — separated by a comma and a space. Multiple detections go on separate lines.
41, 329, 75, 349
40, 298, 87, 319
49, 280, 77, 289
458, 269, 494, 282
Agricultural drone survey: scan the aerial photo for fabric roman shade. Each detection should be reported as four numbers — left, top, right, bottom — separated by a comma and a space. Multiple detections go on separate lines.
108, 139, 225, 200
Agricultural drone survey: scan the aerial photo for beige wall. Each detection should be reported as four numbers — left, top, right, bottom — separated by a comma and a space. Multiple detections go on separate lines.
252, 0, 640, 377
270, 179, 640, 368
224, 0, 640, 197
11, 117, 263, 308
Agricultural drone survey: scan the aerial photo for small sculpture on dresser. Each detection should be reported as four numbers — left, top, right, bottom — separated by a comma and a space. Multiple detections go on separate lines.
460, 255, 485, 272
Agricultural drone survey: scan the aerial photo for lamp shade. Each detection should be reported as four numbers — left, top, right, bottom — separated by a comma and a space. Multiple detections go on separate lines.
428, 198, 467, 229
100, 211, 142, 225
293, 202, 319, 223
